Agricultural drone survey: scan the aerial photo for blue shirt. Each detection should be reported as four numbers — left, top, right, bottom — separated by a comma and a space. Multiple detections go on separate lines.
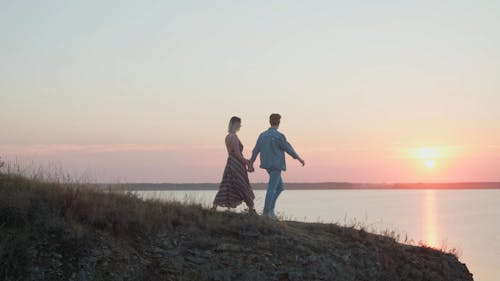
250, 128, 299, 171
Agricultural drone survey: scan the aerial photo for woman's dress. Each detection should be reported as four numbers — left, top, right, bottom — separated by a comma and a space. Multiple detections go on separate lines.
213, 140, 255, 208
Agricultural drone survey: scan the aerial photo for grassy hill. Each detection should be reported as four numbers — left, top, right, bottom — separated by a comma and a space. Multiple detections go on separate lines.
0, 173, 473, 281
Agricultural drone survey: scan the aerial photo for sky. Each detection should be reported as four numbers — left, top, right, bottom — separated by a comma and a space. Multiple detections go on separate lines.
1, 0, 499, 183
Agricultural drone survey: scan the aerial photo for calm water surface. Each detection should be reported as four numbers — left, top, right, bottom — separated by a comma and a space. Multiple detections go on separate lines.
138, 189, 500, 281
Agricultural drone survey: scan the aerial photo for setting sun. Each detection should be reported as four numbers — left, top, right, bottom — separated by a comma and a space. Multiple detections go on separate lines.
412, 147, 443, 170
425, 159, 436, 169
416, 147, 441, 160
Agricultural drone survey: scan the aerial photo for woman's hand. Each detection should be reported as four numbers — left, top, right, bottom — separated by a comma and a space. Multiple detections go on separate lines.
246, 160, 255, 172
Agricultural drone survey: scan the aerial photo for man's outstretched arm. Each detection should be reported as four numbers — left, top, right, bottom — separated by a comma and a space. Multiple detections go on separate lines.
279, 134, 305, 166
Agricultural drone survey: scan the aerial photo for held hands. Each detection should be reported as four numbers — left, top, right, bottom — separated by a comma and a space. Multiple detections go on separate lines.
246, 160, 255, 172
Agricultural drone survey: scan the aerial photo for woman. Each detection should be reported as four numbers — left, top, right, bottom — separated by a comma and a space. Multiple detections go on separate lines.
212, 116, 256, 214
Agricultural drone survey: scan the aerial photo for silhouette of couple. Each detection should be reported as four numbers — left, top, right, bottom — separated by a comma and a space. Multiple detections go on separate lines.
212, 114, 305, 219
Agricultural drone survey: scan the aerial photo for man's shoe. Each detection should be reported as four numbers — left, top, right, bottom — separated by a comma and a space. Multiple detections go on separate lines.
264, 212, 278, 220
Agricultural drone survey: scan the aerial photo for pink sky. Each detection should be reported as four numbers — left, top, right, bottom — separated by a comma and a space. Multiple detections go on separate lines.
1, 1, 499, 183
2, 143, 499, 183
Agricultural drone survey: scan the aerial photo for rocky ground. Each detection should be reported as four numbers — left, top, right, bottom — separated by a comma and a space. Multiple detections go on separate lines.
0, 173, 473, 281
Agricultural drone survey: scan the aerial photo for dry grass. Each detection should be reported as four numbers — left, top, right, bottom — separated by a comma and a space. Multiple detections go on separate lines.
0, 169, 287, 279
0, 170, 282, 238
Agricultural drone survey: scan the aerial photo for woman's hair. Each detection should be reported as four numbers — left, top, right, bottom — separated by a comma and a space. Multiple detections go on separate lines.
228, 116, 241, 133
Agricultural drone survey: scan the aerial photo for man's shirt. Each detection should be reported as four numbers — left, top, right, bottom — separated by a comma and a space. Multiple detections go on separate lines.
250, 127, 299, 171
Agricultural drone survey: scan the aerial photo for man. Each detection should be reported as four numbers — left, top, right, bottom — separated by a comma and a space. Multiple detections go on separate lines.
249, 113, 305, 219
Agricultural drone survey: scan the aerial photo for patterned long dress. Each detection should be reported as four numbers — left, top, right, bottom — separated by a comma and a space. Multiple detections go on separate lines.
213, 138, 255, 208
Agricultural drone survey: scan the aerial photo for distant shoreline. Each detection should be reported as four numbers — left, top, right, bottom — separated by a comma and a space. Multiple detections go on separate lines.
107, 182, 500, 191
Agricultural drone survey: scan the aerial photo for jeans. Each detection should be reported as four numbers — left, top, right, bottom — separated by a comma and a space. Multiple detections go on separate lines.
263, 169, 283, 215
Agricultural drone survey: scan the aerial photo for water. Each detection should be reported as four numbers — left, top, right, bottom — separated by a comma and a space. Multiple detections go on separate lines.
138, 189, 500, 281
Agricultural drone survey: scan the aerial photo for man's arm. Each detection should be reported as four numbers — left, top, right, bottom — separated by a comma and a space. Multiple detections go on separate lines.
279, 134, 305, 166
278, 134, 299, 159
250, 135, 262, 162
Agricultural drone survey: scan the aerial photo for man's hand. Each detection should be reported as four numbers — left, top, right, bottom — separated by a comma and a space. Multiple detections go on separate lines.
298, 157, 305, 167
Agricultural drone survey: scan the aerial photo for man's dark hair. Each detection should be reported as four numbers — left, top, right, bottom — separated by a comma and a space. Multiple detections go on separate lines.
269, 113, 281, 126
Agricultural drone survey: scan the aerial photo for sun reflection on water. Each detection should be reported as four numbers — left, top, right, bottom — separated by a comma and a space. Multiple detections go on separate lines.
423, 189, 439, 247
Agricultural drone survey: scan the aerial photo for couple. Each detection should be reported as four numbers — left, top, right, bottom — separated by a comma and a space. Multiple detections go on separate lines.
212, 113, 305, 219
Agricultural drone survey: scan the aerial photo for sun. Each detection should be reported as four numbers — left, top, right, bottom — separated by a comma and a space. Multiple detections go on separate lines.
425, 159, 436, 169
416, 147, 440, 159
413, 147, 441, 170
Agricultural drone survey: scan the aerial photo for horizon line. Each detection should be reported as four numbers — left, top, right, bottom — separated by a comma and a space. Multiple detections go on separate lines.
110, 181, 500, 185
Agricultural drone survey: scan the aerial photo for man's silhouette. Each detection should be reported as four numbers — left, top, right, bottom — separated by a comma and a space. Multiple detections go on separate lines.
250, 114, 305, 219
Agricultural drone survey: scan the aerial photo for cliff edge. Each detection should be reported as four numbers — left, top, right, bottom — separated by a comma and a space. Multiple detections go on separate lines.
0, 173, 473, 281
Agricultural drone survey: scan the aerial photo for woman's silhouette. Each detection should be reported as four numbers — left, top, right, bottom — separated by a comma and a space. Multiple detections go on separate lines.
212, 116, 255, 214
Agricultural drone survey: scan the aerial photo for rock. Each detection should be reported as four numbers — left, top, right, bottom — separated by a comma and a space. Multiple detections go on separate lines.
277, 267, 304, 281
208, 269, 232, 281
216, 243, 241, 252
185, 255, 207, 265
237, 268, 267, 281
168, 255, 185, 272
239, 229, 261, 238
